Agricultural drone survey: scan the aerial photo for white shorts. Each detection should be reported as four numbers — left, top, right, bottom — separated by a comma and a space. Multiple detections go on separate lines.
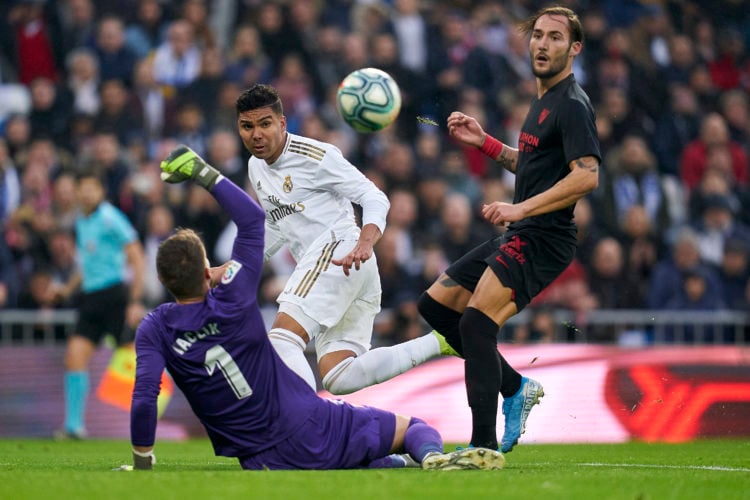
277, 237, 381, 360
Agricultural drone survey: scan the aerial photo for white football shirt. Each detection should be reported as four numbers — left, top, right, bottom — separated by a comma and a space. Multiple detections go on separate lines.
247, 133, 390, 262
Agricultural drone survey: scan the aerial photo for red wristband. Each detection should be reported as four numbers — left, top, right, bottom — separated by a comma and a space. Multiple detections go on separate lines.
479, 134, 504, 159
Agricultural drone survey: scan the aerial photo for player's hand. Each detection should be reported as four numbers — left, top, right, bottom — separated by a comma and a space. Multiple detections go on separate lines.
332, 243, 374, 277
446, 112, 485, 148
160, 145, 222, 190
481, 202, 525, 226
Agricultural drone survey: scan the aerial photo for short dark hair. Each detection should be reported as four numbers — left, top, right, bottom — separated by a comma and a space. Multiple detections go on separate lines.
519, 6, 584, 44
156, 228, 207, 300
235, 83, 283, 115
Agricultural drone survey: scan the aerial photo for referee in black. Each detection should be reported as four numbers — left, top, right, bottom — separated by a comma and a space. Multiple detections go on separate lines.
417, 6, 601, 454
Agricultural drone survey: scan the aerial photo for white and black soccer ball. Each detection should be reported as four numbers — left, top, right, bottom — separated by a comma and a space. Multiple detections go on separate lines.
336, 67, 402, 133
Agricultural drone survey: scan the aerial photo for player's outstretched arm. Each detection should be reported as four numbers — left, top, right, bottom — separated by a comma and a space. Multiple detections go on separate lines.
446, 112, 518, 173
160, 145, 224, 190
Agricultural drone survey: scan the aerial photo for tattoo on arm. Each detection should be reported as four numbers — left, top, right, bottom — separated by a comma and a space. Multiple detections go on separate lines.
574, 158, 599, 173
497, 148, 516, 173
438, 277, 462, 288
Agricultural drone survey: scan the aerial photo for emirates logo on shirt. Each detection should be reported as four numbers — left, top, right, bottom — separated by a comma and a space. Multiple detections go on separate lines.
538, 108, 550, 124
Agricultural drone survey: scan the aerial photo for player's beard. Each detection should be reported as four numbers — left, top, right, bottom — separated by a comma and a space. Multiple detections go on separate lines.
531, 48, 570, 80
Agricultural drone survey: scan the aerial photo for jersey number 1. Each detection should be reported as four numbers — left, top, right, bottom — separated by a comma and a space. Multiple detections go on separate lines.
204, 345, 253, 399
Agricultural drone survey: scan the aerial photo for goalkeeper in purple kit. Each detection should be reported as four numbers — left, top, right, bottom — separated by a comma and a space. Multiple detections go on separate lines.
128, 145, 504, 471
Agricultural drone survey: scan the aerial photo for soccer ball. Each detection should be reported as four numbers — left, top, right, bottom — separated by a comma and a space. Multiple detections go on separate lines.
336, 67, 401, 133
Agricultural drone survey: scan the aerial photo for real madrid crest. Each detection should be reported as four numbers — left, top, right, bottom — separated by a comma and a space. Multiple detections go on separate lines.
282, 175, 293, 193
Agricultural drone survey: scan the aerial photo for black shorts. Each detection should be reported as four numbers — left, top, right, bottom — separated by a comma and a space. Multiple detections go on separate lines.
444, 228, 577, 311
75, 283, 133, 345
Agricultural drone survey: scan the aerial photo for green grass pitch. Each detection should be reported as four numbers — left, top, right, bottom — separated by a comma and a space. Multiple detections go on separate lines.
1, 439, 748, 499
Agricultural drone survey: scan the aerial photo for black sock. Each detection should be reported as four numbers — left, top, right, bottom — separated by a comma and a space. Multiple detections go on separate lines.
417, 292, 464, 356
460, 307, 501, 449
499, 352, 522, 398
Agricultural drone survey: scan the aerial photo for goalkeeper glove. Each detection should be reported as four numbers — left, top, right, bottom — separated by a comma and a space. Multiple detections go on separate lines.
160, 145, 223, 190
132, 449, 156, 470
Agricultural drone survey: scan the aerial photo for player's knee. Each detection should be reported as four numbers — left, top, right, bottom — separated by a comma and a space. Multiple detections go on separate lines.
321, 357, 359, 395
268, 328, 307, 351
417, 292, 438, 323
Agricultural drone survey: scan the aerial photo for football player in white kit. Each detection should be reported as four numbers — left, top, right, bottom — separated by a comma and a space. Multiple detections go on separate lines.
231, 83, 455, 394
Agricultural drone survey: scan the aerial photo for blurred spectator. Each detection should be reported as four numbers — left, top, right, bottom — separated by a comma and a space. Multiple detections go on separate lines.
573, 195, 604, 265
81, 131, 132, 210
375, 140, 418, 192
374, 227, 424, 344
653, 83, 701, 177
45, 228, 79, 308
384, 187, 419, 266
180, 0, 216, 50
59, 0, 97, 53
223, 24, 272, 87
620, 204, 662, 305
439, 149, 482, 209
587, 236, 643, 310
663, 269, 726, 342
599, 134, 673, 238
646, 227, 723, 309
151, 19, 202, 95
254, 2, 308, 73
428, 10, 473, 124
141, 203, 172, 309
437, 191, 493, 265
91, 16, 137, 87
720, 239, 750, 310
93, 78, 143, 146
688, 166, 741, 222
50, 172, 77, 232
513, 306, 557, 344
370, 31, 427, 142
271, 53, 316, 132
3, 113, 32, 164
692, 193, 750, 266
170, 102, 208, 158
719, 89, 750, 149
0, 138, 22, 225
661, 34, 698, 86
0, 234, 19, 308
205, 129, 246, 190
28, 77, 72, 145
680, 112, 748, 191
2, 0, 63, 85
131, 57, 170, 144
65, 47, 100, 116
124, 0, 168, 59
708, 28, 745, 91
178, 46, 225, 128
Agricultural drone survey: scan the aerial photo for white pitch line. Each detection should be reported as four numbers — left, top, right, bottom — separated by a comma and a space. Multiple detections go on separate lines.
575, 462, 750, 473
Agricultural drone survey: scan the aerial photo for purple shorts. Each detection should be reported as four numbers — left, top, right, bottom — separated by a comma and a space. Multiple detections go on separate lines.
239, 400, 396, 470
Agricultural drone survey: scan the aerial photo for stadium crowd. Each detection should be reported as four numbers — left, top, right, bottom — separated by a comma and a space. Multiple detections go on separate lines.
0, 0, 749, 345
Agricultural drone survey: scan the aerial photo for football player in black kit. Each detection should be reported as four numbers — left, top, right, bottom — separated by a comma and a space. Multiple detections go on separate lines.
417, 6, 601, 454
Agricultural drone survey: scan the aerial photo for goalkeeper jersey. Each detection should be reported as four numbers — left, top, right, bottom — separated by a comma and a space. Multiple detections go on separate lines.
130, 180, 322, 458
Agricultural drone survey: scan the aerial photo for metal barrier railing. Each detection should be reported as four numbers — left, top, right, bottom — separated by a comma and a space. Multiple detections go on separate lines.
0, 308, 747, 346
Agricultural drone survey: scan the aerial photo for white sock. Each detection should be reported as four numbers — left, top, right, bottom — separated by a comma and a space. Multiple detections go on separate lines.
268, 328, 317, 390
322, 333, 441, 395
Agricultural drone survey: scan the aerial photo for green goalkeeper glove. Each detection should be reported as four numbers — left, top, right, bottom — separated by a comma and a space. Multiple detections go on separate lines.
160, 145, 223, 190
